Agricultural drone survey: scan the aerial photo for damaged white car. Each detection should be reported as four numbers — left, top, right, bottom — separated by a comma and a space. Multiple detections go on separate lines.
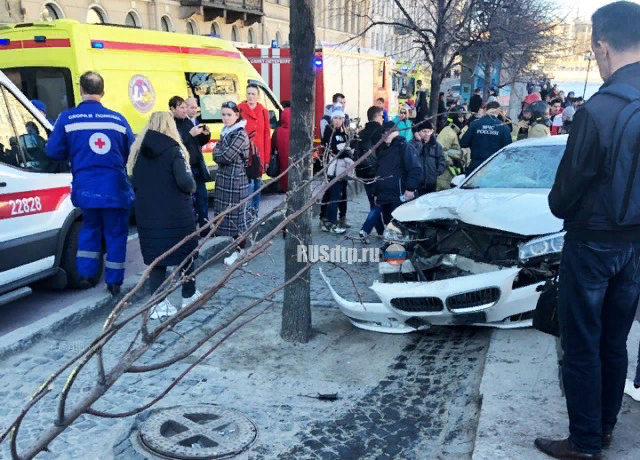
321, 135, 568, 333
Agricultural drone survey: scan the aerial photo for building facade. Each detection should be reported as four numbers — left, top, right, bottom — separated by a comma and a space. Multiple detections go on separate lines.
3, 0, 369, 48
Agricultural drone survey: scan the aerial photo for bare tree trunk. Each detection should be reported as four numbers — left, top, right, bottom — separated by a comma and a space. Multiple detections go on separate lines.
281, 0, 315, 343
483, 63, 492, 100
429, 70, 442, 118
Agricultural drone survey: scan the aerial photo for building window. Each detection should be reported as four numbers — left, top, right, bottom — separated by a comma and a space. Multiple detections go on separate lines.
160, 15, 173, 32
275, 31, 282, 47
186, 19, 197, 35
248, 28, 256, 44
125, 11, 141, 28
86, 6, 107, 24
41, 3, 63, 21
231, 25, 239, 42
211, 22, 221, 37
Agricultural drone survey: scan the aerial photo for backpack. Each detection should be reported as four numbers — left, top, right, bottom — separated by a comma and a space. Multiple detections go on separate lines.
598, 83, 640, 226
354, 134, 378, 179
246, 132, 262, 180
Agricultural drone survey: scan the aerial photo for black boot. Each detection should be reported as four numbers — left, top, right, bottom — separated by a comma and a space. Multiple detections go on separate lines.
107, 284, 121, 296
78, 277, 93, 289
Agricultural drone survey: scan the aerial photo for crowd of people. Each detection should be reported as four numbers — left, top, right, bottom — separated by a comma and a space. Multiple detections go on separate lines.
44, 71, 280, 318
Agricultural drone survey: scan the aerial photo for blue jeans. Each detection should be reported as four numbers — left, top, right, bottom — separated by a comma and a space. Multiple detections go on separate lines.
326, 181, 343, 224
247, 178, 261, 216
194, 179, 209, 228
558, 239, 640, 454
635, 341, 640, 387
361, 183, 384, 235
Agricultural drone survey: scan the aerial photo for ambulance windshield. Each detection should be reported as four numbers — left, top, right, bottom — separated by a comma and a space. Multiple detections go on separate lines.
1, 67, 74, 123
185, 72, 240, 122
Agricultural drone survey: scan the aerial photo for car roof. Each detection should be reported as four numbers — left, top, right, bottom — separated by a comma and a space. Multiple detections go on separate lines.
507, 134, 568, 148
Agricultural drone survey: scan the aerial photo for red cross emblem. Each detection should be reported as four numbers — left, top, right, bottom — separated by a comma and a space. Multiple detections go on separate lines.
89, 132, 111, 155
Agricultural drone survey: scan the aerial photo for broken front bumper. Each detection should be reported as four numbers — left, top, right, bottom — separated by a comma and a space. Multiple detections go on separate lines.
319, 262, 541, 334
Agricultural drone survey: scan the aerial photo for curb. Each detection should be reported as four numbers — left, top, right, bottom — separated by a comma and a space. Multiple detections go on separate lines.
0, 210, 287, 360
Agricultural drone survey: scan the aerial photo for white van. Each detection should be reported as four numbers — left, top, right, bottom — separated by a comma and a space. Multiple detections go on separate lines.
0, 70, 98, 306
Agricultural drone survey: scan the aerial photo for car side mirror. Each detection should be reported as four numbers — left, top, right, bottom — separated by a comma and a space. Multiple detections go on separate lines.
269, 110, 277, 129
450, 174, 466, 188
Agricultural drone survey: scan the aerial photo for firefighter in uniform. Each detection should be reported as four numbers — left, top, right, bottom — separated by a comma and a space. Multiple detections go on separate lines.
46, 71, 135, 295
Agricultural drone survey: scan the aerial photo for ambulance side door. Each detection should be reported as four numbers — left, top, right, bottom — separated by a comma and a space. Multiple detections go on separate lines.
0, 82, 71, 286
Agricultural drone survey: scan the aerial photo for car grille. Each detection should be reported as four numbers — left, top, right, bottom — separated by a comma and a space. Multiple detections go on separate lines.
446, 288, 500, 311
390, 297, 444, 313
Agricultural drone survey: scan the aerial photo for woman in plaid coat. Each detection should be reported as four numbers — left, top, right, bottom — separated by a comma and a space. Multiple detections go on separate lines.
213, 101, 250, 265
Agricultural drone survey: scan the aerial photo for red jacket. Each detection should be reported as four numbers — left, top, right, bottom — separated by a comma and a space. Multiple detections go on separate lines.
273, 108, 291, 191
239, 102, 271, 172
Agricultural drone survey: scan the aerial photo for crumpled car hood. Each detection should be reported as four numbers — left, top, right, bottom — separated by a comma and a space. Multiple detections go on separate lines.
392, 188, 563, 236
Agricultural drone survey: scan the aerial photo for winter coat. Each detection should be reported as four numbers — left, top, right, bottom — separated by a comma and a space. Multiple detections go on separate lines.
528, 122, 551, 138
513, 119, 531, 141
355, 121, 384, 179
409, 136, 445, 188
174, 116, 211, 182
273, 108, 291, 191
392, 116, 413, 142
470, 94, 483, 115
131, 130, 197, 266
213, 120, 251, 237
436, 124, 470, 191
460, 113, 512, 170
321, 125, 350, 157
239, 102, 271, 172
374, 136, 422, 205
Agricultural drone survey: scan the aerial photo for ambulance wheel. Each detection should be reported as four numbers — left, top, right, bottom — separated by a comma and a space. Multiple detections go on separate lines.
62, 221, 103, 289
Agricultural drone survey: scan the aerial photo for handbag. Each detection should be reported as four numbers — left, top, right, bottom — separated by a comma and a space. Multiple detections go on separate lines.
245, 133, 262, 180
266, 148, 280, 178
532, 276, 560, 337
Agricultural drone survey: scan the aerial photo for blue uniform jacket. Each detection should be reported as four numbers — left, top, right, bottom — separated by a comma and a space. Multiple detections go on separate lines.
46, 100, 135, 209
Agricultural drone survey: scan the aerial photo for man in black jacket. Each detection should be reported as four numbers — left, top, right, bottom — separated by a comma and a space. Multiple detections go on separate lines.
535, 3, 640, 459
169, 96, 211, 231
374, 121, 422, 224
460, 100, 512, 173
469, 88, 483, 115
408, 120, 445, 196
358, 106, 385, 241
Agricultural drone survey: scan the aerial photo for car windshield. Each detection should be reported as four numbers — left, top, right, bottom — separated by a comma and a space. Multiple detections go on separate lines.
462, 143, 566, 189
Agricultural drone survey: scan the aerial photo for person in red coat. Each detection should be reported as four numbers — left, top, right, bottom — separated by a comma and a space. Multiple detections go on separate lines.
272, 107, 291, 192
239, 84, 271, 216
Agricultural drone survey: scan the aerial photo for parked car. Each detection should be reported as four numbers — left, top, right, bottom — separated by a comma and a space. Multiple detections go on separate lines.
321, 135, 568, 333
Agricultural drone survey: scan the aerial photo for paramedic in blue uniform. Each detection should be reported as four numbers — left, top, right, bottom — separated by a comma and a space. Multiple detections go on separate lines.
46, 71, 135, 295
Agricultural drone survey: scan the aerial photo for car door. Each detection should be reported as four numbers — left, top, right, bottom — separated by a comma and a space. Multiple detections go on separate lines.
0, 77, 73, 287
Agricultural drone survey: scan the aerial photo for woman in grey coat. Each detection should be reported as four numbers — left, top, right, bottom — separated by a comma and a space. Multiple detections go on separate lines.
213, 101, 250, 266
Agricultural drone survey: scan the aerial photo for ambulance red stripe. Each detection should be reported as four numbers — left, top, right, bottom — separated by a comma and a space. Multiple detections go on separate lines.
0, 186, 71, 220
0, 39, 71, 50
22, 38, 71, 49
90, 40, 242, 59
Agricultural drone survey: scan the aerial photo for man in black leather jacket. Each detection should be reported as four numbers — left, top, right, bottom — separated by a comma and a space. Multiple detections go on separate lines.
536, 3, 640, 459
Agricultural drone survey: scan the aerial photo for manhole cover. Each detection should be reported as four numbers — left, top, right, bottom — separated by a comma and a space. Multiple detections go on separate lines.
139, 405, 257, 459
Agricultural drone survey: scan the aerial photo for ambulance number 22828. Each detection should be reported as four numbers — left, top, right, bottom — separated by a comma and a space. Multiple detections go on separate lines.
10, 197, 42, 216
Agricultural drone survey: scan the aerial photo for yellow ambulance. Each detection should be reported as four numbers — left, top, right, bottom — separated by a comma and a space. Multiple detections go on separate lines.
0, 20, 282, 194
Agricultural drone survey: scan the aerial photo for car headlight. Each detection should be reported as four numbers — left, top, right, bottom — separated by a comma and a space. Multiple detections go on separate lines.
519, 232, 566, 262
383, 221, 415, 244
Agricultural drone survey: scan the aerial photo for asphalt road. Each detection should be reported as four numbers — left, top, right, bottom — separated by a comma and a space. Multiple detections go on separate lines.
0, 194, 285, 338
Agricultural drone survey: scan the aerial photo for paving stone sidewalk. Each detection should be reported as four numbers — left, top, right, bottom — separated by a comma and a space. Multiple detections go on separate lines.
0, 189, 491, 460
473, 323, 640, 460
